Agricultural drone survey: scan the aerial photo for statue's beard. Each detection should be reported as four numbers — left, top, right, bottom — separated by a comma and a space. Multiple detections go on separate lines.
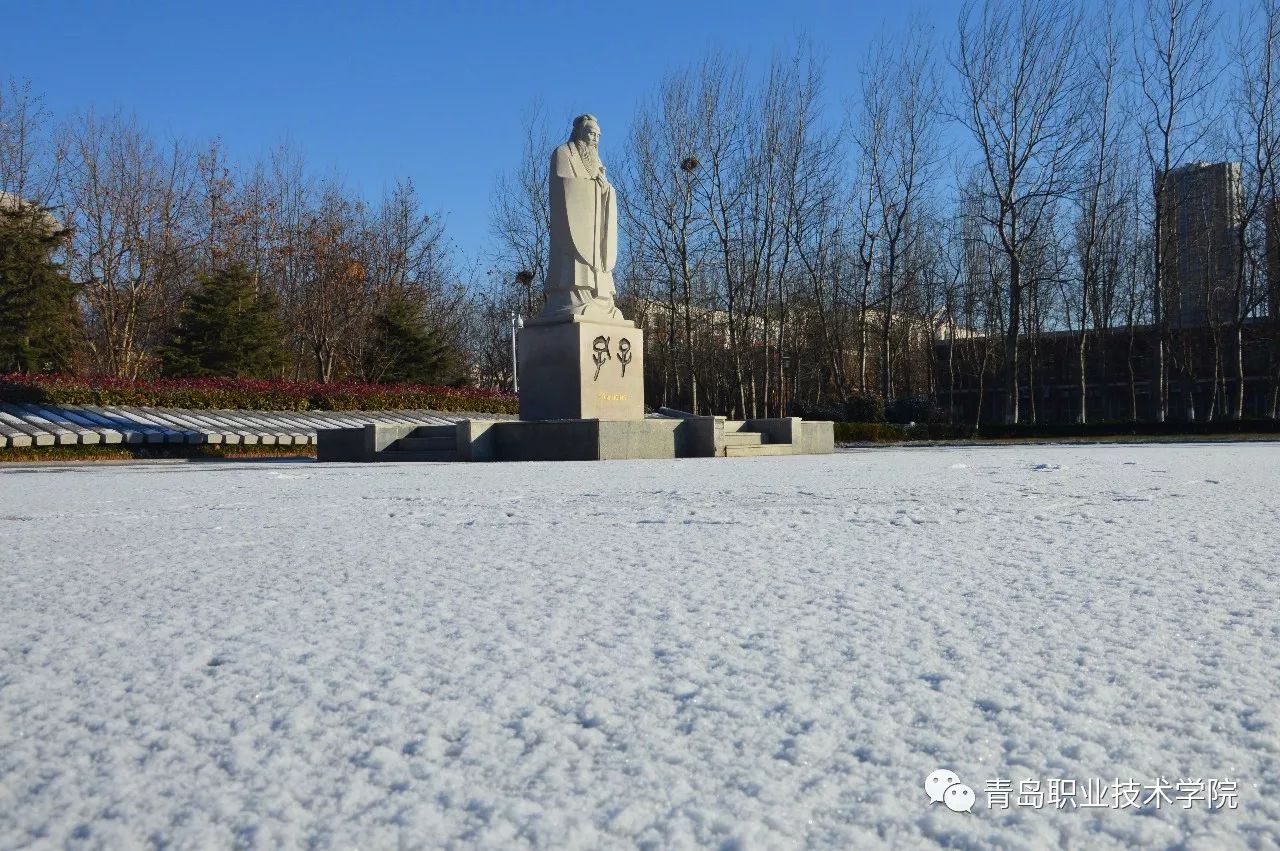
574, 139, 602, 174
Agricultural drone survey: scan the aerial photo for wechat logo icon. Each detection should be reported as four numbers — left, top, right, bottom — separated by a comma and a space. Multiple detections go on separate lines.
926, 768, 975, 814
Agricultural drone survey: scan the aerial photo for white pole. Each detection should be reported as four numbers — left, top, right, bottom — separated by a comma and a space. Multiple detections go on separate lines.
511, 313, 523, 393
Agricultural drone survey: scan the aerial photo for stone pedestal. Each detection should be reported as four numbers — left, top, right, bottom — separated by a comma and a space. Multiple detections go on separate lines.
517, 317, 644, 421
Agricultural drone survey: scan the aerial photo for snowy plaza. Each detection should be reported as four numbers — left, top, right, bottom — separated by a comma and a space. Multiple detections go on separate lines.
1, 444, 1278, 848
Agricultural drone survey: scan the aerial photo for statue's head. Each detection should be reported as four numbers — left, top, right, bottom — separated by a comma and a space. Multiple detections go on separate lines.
571, 114, 601, 148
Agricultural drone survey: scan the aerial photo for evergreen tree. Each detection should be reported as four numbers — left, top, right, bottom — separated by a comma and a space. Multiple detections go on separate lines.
363, 293, 459, 384
160, 264, 287, 378
0, 202, 77, 374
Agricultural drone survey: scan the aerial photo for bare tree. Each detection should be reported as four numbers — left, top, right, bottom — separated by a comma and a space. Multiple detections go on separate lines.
858, 22, 944, 403
623, 69, 706, 412
758, 47, 826, 417
61, 111, 198, 377
784, 109, 848, 407
954, 0, 1085, 423
488, 104, 553, 319
694, 54, 752, 417
284, 186, 368, 382
1226, 0, 1280, 418
1067, 9, 1128, 423
0, 79, 62, 206
350, 179, 469, 377
1136, 0, 1218, 421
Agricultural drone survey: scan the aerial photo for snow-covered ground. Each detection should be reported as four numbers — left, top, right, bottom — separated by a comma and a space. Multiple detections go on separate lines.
1, 444, 1277, 849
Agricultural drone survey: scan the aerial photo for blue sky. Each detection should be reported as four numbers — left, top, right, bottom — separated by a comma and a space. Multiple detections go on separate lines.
8, 0, 1246, 260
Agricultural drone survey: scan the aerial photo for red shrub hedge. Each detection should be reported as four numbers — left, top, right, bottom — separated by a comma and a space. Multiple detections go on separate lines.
0, 374, 518, 415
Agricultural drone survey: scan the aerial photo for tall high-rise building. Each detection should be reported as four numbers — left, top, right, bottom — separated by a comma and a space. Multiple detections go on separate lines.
1158, 161, 1243, 327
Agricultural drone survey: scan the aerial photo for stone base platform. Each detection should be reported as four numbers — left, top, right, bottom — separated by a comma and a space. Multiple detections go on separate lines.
517, 318, 645, 422
316, 416, 834, 463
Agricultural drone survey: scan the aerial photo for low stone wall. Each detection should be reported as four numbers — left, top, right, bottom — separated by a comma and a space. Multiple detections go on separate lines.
317, 416, 836, 462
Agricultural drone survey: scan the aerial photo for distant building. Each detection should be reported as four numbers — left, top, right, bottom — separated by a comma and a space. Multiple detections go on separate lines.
0, 191, 61, 234
1158, 162, 1243, 327
934, 319, 1276, 424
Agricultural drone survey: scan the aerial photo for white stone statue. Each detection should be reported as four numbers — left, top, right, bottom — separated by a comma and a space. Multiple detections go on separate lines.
540, 114, 625, 323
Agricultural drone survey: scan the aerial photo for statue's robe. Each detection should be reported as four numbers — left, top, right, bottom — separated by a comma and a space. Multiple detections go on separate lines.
544, 141, 619, 320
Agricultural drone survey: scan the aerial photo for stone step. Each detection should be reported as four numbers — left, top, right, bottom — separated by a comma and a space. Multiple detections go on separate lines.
394, 435, 456, 452
724, 431, 766, 446
374, 448, 459, 463
724, 443, 793, 457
